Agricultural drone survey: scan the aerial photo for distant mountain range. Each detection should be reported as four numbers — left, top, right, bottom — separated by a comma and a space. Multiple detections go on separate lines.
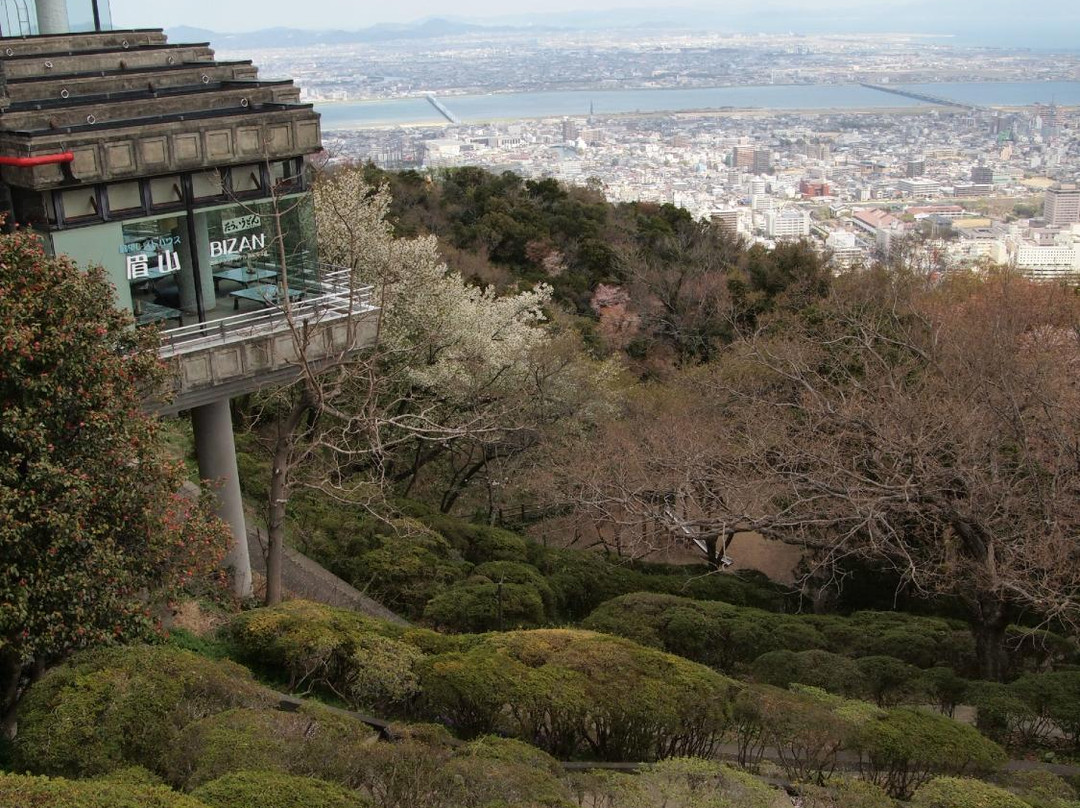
168, 2, 1080, 52
166, 18, 553, 51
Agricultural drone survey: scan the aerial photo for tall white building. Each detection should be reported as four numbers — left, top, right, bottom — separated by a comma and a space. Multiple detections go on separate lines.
1013, 240, 1080, 281
1044, 185, 1080, 227
766, 209, 811, 239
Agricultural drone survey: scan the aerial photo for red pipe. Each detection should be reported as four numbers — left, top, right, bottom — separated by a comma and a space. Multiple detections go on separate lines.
0, 152, 74, 167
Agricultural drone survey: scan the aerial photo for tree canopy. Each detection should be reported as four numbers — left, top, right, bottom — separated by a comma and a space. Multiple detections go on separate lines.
0, 228, 229, 732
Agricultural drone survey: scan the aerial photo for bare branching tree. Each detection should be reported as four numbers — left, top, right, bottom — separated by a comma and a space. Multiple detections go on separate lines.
723, 268, 1080, 678
549, 266, 1080, 679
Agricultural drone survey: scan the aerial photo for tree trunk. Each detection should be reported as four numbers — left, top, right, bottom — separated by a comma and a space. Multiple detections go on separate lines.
265, 391, 312, 607
0, 650, 21, 740
705, 535, 719, 570
971, 599, 1010, 681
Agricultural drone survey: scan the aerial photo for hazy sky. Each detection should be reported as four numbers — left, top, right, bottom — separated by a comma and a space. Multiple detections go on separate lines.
107, 0, 673, 31
105, 0, 1080, 45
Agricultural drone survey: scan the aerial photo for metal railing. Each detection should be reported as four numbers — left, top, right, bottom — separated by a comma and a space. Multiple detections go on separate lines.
158, 264, 377, 358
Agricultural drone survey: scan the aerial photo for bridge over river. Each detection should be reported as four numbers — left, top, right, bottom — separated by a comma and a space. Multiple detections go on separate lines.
425, 94, 460, 123
859, 82, 988, 111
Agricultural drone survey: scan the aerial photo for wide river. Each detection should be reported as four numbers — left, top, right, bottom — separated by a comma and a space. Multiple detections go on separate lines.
316, 81, 1080, 129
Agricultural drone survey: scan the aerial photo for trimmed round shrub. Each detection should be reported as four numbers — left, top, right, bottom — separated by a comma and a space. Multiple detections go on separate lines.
584, 592, 820, 674
856, 655, 925, 707
447, 736, 572, 807
856, 707, 1006, 799
356, 740, 461, 808
395, 502, 530, 564
14, 646, 273, 777
1005, 770, 1079, 808
798, 777, 896, 808
969, 681, 1041, 746
614, 758, 788, 808
0, 772, 210, 808
416, 645, 536, 740
749, 649, 801, 688
191, 771, 369, 808
740, 684, 869, 784
751, 649, 866, 697
418, 628, 738, 761
1009, 671, 1080, 749
920, 666, 969, 717
912, 777, 1029, 808
423, 575, 548, 633
332, 520, 471, 617
163, 704, 377, 790
226, 601, 421, 714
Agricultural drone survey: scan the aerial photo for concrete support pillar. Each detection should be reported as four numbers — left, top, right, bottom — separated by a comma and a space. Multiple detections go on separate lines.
191, 398, 252, 598
177, 211, 216, 315
35, 0, 70, 34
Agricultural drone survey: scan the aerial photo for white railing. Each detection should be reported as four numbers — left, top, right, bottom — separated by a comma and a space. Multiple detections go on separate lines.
158, 265, 376, 358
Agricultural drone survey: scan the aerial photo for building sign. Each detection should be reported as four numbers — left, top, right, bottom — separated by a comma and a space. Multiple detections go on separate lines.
222, 214, 261, 234
120, 235, 181, 255
126, 249, 182, 280
209, 232, 267, 258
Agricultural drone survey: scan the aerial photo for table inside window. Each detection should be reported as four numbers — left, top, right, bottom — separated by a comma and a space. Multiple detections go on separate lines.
228, 283, 303, 310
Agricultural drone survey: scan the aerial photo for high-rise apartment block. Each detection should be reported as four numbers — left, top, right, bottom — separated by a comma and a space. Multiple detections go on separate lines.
711, 209, 741, 236
732, 145, 756, 168
765, 208, 810, 239
1044, 184, 1080, 227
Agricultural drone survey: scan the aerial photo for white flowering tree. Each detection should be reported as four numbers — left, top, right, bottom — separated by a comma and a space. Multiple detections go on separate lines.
252, 167, 616, 603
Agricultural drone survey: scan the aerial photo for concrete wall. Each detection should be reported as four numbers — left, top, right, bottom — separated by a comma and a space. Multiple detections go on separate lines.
158, 312, 379, 414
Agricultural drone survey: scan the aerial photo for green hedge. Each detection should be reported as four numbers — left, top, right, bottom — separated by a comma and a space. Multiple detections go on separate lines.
191, 771, 369, 808
605, 757, 788, 808
301, 499, 785, 623
731, 684, 1004, 795
329, 519, 472, 618
0, 772, 209, 808
737, 684, 865, 783
445, 736, 572, 807
583, 592, 984, 685
13, 646, 273, 777
1004, 770, 1080, 808
751, 649, 867, 697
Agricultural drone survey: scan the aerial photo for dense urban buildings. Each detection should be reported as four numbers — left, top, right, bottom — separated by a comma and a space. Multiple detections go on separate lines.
227, 24, 1077, 282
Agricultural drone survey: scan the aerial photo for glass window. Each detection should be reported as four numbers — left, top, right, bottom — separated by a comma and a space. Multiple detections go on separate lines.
149, 176, 184, 208
106, 182, 143, 214
121, 216, 187, 322
60, 188, 99, 220
64, 0, 112, 32
203, 196, 317, 287
192, 170, 224, 199
231, 165, 263, 194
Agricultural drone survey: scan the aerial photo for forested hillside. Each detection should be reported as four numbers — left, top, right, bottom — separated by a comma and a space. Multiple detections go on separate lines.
3, 166, 1079, 808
